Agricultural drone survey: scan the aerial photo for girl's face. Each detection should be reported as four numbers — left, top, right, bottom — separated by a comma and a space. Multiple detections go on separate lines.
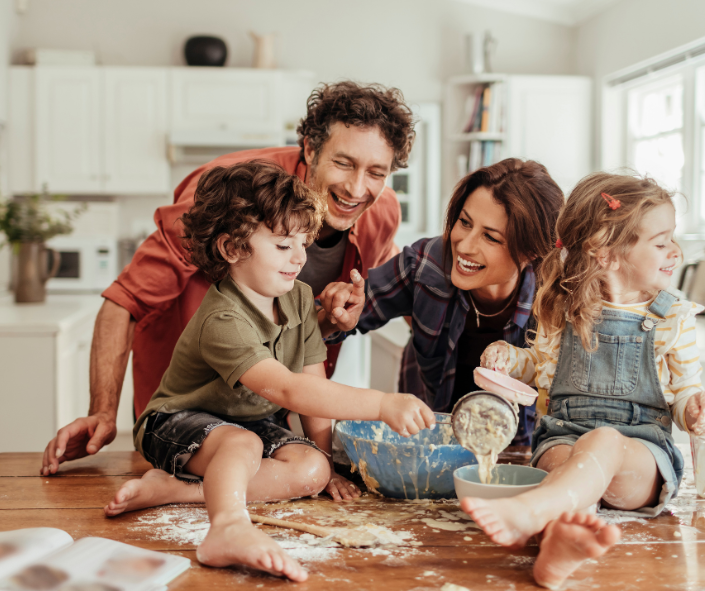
449, 187, 523, 299
617, 202, 679, 299
227, 224, 309, 299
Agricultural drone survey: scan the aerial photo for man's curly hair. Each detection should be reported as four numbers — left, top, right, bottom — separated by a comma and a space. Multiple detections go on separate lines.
297, 81, 416, 171
180, 161, 326, 283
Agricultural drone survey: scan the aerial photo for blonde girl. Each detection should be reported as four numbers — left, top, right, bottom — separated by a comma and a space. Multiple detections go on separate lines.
462, 172, 705, 590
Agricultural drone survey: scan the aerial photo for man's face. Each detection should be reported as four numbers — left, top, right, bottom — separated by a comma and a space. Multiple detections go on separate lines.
304, 122, 394, 232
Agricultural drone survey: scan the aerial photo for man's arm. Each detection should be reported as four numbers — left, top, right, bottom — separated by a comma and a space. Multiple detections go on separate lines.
41, 299, 135, 475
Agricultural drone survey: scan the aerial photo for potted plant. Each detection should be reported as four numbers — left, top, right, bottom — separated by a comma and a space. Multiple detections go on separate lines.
0, 190, 86, 303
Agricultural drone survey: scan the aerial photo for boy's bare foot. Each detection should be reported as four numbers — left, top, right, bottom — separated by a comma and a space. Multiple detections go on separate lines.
533, 512, 621, 590
197, 516, 307, 582
104, 469, 203, 516
460, 496, 541, 547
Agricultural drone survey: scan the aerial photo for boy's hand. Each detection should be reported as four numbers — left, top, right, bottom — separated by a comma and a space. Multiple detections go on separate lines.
686, 391, 705, 435
325, 472, 361, 501
319, 269, 365, 332
379, 393, 436, 437
480, 341, 510, 374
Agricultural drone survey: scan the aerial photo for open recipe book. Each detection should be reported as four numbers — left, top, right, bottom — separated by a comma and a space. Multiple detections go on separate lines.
0, 528, 189, 591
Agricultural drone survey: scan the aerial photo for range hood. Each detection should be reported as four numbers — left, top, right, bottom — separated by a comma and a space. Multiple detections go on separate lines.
167, 129, 286, 165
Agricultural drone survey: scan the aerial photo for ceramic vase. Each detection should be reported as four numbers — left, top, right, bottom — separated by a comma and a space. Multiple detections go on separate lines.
13, 242, 60, 303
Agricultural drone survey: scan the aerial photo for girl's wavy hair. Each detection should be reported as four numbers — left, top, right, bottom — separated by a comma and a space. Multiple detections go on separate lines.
297, 81, 416, 171
534, 171, 679, 351
180, 160, 326, 283
443, 158, 564, 276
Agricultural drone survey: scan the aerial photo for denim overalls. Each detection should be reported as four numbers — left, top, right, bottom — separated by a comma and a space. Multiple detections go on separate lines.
531, 290, 685, 517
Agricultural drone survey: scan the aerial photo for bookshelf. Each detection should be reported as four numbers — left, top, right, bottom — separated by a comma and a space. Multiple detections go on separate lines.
443, 73, 593, 202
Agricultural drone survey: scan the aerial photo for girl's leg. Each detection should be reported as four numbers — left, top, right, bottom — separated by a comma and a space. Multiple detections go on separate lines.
460, 426, 660, 547
105, 443, 330, 516
178, 425, 308, 582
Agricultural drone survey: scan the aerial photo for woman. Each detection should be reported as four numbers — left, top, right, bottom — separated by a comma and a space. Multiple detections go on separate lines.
322, 159, 564, 444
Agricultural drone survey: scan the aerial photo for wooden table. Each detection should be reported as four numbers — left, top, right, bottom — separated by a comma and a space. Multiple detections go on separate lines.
2, 451, 705, 590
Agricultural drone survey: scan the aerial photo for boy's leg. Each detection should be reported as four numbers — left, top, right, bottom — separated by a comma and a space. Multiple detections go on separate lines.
183, 425, 308, 582
105, 443, 331, 515
460, 426, 660, 547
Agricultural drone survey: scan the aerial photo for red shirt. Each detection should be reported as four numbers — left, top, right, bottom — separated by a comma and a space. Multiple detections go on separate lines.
102, 146, 401, 417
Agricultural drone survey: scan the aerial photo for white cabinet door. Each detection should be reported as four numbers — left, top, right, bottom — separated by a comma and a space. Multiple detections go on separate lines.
35, 67, 102, 193
103, 68, 169, 194
505, 76, 592, 194
170, 68, 283, 134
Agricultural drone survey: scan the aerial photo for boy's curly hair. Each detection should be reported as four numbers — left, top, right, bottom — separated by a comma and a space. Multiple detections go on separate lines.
297, 81, 416, 171
533, 171, 679, 351
180, 161, 326, 283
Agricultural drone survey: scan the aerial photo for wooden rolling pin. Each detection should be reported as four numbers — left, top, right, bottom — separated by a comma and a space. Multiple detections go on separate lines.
250, 514, 379, 547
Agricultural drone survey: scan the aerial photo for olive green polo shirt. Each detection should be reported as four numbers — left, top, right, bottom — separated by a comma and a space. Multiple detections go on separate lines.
133, 276, 328, 454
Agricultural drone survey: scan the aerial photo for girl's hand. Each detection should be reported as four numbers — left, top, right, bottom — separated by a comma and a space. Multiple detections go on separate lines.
686, 392, 705, 435
379, 393, 436, 437
325, 472, 361, 501
480, 341, 510, 374
319, 269, 366, 332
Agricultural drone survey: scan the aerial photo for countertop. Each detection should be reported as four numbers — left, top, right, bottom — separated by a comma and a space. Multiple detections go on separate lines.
0, 291, 104, 334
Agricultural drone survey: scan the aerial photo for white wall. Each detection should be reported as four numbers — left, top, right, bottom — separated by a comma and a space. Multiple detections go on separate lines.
8, 0, 577, 103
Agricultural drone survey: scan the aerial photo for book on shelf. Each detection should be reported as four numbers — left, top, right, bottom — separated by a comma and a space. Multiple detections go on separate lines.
459, 140, 503, 177
0, 528, 190, 591
460, 82, 504, 134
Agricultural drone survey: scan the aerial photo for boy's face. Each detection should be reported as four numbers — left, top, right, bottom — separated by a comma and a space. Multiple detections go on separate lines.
304, 122, 394, 233
229, 224, 310, 299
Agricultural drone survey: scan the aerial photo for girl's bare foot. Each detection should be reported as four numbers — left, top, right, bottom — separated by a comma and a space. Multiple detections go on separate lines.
460, 496, 541, 547
104, 469, 203, 516
197, 516, 308, 582
533, 512, 621, 590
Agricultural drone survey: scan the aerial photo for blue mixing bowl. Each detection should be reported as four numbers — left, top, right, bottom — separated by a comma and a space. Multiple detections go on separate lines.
335, 414, 477, 499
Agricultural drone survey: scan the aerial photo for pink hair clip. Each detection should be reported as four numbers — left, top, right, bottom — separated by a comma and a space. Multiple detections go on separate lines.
601, 192, 621, 210
555, 239, 563, 248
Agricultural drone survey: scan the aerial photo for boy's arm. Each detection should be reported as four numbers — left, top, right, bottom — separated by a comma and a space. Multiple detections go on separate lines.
239, 359, 434, 436
318, 269, 365, 337
299, 363, 361, 501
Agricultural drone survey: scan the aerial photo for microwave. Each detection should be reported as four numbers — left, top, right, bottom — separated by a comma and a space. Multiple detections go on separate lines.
45, 236, 120, 293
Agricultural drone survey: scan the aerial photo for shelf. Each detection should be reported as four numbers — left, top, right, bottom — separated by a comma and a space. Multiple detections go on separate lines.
447, 73, 508, 86
447, 132, 505, 142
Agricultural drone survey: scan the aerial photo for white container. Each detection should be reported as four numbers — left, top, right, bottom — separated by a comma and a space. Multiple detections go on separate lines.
691, 435, 705, 498
454, 464, 547, 500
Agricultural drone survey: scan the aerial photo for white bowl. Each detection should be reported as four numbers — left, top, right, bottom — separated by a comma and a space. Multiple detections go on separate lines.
454, 464, 547, 500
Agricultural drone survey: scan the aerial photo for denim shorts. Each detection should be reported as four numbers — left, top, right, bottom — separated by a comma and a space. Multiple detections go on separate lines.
530, 396, 684, 518
141, 409, 322, 483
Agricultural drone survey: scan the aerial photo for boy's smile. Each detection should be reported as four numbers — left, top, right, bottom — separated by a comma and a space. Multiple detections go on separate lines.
223, 224, 310, 321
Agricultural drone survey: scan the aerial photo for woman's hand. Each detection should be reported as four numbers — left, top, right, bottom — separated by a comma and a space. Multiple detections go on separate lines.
480, 341, 511, 374
319, 269, 366, 333
686, 391, 705, 435
379, 393, 436, 437
325, 472, 361, 501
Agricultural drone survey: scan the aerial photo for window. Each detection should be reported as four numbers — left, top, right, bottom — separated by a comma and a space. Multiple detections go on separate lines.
605, 46, 705, 237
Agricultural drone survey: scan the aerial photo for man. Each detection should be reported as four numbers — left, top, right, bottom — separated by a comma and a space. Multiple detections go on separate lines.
41, 81, 415, 479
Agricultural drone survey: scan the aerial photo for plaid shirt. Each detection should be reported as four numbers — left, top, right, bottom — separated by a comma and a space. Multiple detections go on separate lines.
338, 236, 537, 444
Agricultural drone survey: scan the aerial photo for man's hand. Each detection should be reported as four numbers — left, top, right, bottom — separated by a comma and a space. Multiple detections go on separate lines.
686, 392, 705, 435
41, 412, 118, 475
319, 269, 366, 333
480, 341, 511, 374
379, 393, 436, 437
325, 472, 361, 501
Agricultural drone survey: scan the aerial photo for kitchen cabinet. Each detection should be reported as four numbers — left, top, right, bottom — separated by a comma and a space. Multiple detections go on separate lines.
11, 66, 170, 195
0, 293, 103, 452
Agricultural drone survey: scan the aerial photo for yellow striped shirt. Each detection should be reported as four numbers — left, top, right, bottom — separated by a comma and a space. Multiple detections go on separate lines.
503, 296, 704, 432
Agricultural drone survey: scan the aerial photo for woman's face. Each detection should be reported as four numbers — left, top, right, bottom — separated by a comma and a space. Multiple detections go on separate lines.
449, 186, 522, 298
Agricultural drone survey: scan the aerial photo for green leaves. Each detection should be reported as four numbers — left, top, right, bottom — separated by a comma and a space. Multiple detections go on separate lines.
0, 190, 87, 248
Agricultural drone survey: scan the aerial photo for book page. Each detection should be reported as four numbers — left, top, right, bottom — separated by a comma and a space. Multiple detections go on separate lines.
0, 537, 189, 591
0, 529, 73, 580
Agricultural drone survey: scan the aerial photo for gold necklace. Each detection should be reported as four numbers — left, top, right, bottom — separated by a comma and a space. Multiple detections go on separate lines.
467, 288, 518, 328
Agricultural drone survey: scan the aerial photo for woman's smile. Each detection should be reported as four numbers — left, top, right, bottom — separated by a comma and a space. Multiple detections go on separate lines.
456, 255, 485, 276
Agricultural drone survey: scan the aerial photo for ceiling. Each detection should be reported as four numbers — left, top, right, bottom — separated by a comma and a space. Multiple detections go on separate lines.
452, 0, 622, 26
